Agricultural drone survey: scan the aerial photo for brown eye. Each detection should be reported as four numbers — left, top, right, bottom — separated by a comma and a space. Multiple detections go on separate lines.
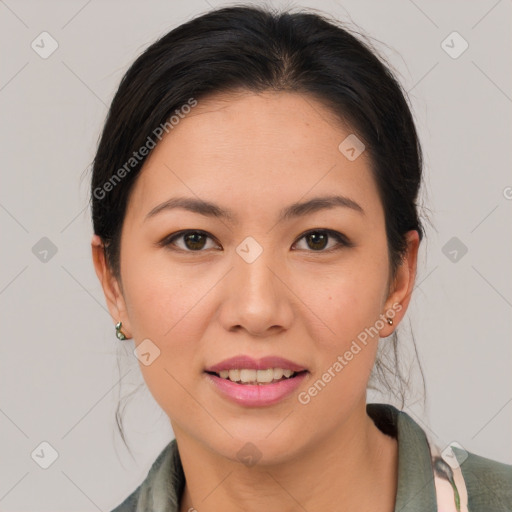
305, 232, 329, 250
182, 232, 208, 250
160, 230, 219, 252
293, 229, 352, 252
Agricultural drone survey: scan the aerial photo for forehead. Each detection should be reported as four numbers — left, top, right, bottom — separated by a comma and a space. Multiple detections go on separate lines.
125, 90, 383, 226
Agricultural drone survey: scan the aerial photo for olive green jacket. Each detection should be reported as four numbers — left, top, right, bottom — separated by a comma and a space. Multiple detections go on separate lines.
110, 403, 512, 511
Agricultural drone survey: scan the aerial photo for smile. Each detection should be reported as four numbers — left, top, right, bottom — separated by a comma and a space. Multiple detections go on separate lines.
204, 369, 308, 407
208, 368, 303, 384
204, 354, 309, 406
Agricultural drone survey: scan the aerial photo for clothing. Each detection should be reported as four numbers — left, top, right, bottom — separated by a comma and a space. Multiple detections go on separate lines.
110, 403, 512, 511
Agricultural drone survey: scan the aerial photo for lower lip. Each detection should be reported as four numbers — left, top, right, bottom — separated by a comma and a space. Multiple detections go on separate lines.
205, 371, 308, 407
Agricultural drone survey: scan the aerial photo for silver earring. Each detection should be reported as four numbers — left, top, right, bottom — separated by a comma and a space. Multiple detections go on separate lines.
386, 317, 393, 326
115, 321, 127, 340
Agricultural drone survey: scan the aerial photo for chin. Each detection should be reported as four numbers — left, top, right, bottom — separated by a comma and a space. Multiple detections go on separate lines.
203, 429, 304, 468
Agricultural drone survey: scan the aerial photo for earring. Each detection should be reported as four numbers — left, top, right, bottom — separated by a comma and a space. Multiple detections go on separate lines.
386, 317, 393, 326
115, 321, 127, 340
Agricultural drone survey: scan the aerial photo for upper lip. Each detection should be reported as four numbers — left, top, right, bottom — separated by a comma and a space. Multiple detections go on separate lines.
205, 355, 307, 373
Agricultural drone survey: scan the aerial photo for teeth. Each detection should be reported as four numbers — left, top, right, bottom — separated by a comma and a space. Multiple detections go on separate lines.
228, 369, 240, 381
240, 369, 257, 383
256, 369, 274, 383
216, 368, 298, 384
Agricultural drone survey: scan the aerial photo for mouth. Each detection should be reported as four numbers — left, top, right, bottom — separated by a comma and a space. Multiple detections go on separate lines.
203, 355, 309, 406
205, 368, 309, 385
204, 368, 309, 407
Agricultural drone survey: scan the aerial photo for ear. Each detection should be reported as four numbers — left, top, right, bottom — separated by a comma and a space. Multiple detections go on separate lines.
380, 230, 420, 336
91, 234, 132, 338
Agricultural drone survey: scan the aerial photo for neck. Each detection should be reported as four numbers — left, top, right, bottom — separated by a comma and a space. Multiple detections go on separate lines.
175, 402, 398, 512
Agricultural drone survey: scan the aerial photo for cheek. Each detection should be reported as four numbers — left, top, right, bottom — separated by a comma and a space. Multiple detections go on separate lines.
296, 275, 384, 412
120, 258, 210, 418
300, 258, 388, 349
292, 260, 388, 406
121, 243, 206, 340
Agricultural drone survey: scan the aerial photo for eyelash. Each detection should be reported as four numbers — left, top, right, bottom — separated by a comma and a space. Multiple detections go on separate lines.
158, 229, 353, 253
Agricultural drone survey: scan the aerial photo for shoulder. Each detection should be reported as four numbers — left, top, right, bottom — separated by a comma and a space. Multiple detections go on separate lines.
109, 439, 182, 512
367, 403, 512, 511
110, 488, 140, 512
457, 448, 512, 512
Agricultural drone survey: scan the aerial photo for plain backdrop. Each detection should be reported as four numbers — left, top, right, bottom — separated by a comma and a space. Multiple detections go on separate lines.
1, 0, 511, 510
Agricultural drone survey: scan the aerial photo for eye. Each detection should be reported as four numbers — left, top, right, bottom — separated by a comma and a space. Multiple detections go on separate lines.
159, 230, 220, 252
292, 229, 353, 252
158, 228, 353, 253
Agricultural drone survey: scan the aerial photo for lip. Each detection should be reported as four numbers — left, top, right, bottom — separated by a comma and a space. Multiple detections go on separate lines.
204, 355, 307, 373
205, 371, 308, 407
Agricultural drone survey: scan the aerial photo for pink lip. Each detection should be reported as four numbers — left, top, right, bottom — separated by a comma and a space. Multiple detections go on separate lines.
205, 371, 308, 407
204, 355, 307, 373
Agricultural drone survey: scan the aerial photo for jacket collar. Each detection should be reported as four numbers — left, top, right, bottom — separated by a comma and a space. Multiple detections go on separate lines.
367, 403, 437, 510
128, 403, 437, 512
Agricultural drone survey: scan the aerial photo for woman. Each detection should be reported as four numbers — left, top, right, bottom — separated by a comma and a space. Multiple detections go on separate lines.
90, 5, 512, 512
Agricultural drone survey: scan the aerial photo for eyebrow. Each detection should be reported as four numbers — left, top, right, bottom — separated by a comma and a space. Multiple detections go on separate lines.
144, 194, 365, 224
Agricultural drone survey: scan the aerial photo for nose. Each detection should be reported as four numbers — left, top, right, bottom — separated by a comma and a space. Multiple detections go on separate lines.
218, 248, 294, 338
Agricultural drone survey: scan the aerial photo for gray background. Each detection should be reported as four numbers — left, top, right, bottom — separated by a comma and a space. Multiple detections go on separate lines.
1, 0, 511, 510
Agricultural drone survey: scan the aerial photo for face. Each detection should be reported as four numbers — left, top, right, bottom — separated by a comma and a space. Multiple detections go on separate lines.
93, 90, 418, 465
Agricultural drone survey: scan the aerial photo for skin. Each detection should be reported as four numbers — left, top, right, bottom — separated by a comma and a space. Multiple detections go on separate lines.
92, 90, 419, 512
